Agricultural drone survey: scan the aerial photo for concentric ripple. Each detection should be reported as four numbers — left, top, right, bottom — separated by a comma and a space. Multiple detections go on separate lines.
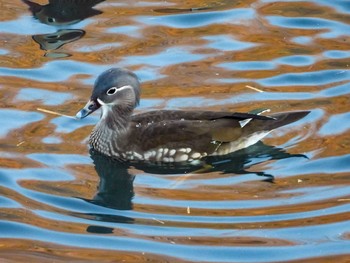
0, 0, 349, 262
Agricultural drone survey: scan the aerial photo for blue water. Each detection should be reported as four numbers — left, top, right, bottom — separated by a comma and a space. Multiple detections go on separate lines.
0, 0, 349, 261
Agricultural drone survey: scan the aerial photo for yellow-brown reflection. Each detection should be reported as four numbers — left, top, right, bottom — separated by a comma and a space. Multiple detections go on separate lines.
259, 1, 350, 24
0, 239, 188, 263
149, 235, 295, 246
0, 0, 349, 261
280, 255, 350, 263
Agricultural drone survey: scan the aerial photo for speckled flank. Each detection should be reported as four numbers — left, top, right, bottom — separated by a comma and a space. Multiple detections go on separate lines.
91, 124, 264, 162
140, 147, 206, 163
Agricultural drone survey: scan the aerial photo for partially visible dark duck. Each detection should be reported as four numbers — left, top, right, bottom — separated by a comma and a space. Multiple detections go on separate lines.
76, 68, 310, 163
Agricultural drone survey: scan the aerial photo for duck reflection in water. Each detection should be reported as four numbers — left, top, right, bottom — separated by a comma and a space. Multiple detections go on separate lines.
23, 0, 105, 26
22, 0, 105, 57
32, 29, 85, 55
86, 142, 306, 209
84, 143, 305, 233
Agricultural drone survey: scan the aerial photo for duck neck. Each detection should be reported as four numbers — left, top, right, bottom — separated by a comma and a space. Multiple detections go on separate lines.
102, 104, 133, 131
89, 105, 133, 153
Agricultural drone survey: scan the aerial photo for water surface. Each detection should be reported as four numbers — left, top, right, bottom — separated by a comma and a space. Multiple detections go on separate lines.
0, 0, 349, 262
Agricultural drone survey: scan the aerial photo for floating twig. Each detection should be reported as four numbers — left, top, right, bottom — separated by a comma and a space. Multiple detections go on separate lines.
16, 141, 25, 147
245, 85, 264, 93
152, 217, 165, 224
37, 108, 76, 119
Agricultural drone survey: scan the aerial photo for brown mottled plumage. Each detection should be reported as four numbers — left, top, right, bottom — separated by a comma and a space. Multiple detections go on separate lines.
76, 68, 309, 163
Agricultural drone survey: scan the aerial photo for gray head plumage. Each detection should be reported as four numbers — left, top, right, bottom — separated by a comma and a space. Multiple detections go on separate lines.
76, 68, 140, 119
92, 68, 140, 107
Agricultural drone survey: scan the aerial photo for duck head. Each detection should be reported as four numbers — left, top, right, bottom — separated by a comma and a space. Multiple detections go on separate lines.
76, 68, 140, 120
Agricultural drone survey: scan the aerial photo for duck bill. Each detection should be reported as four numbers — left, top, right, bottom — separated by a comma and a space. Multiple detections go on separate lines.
75, 99, 100, 119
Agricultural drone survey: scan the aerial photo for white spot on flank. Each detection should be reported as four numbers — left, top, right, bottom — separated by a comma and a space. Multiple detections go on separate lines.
169, 149, 176, 156
175, 154, 188, 162
133, 152, 143, 160
156, 150, 163, 161
191, 152, 201, 159
179, 148, 187, 153
164, 157, 174, 162
144, 151, 152, 160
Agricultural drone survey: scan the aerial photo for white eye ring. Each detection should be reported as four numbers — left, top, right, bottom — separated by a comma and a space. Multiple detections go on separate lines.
106, 87, 118, 95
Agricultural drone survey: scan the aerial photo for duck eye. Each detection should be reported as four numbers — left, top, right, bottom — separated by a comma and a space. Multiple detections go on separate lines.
47, 17, 55, 23
106, 87, 118, 95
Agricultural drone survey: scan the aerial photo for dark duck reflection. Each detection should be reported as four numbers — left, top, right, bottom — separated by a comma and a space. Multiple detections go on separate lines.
83, 150, 136, 233
82, 141, 305, 233
23, 0, 105, 26
86, 142, 306, 211
32, 29, 85, 54
22, 0, 105, 57
89, 149, 135, 211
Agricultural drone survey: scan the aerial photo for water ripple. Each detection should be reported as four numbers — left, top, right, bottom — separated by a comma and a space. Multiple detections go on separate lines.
0, 0, 349, 262
266, 16, 350, 38
203, 35, 258, 51
0, 109, 44, 137
15, 88, 73, 106
136, 9, 255, 28
258, 69, 350, 86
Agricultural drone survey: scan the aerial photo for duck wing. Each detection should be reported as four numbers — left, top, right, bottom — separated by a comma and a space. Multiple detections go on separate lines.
129, 110, 274, 154
128, 110, 310, 155
132, 110, 272, 124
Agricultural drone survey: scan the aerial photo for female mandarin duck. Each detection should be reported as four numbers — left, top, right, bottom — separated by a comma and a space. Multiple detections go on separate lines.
76, 68, 309, 163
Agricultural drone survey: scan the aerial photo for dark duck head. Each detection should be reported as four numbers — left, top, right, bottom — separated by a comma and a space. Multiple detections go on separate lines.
76, 68, 310, 163
76, 68, 140, 130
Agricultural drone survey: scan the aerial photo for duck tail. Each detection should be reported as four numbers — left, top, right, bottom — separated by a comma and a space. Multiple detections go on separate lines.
265, 111, 310, 130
